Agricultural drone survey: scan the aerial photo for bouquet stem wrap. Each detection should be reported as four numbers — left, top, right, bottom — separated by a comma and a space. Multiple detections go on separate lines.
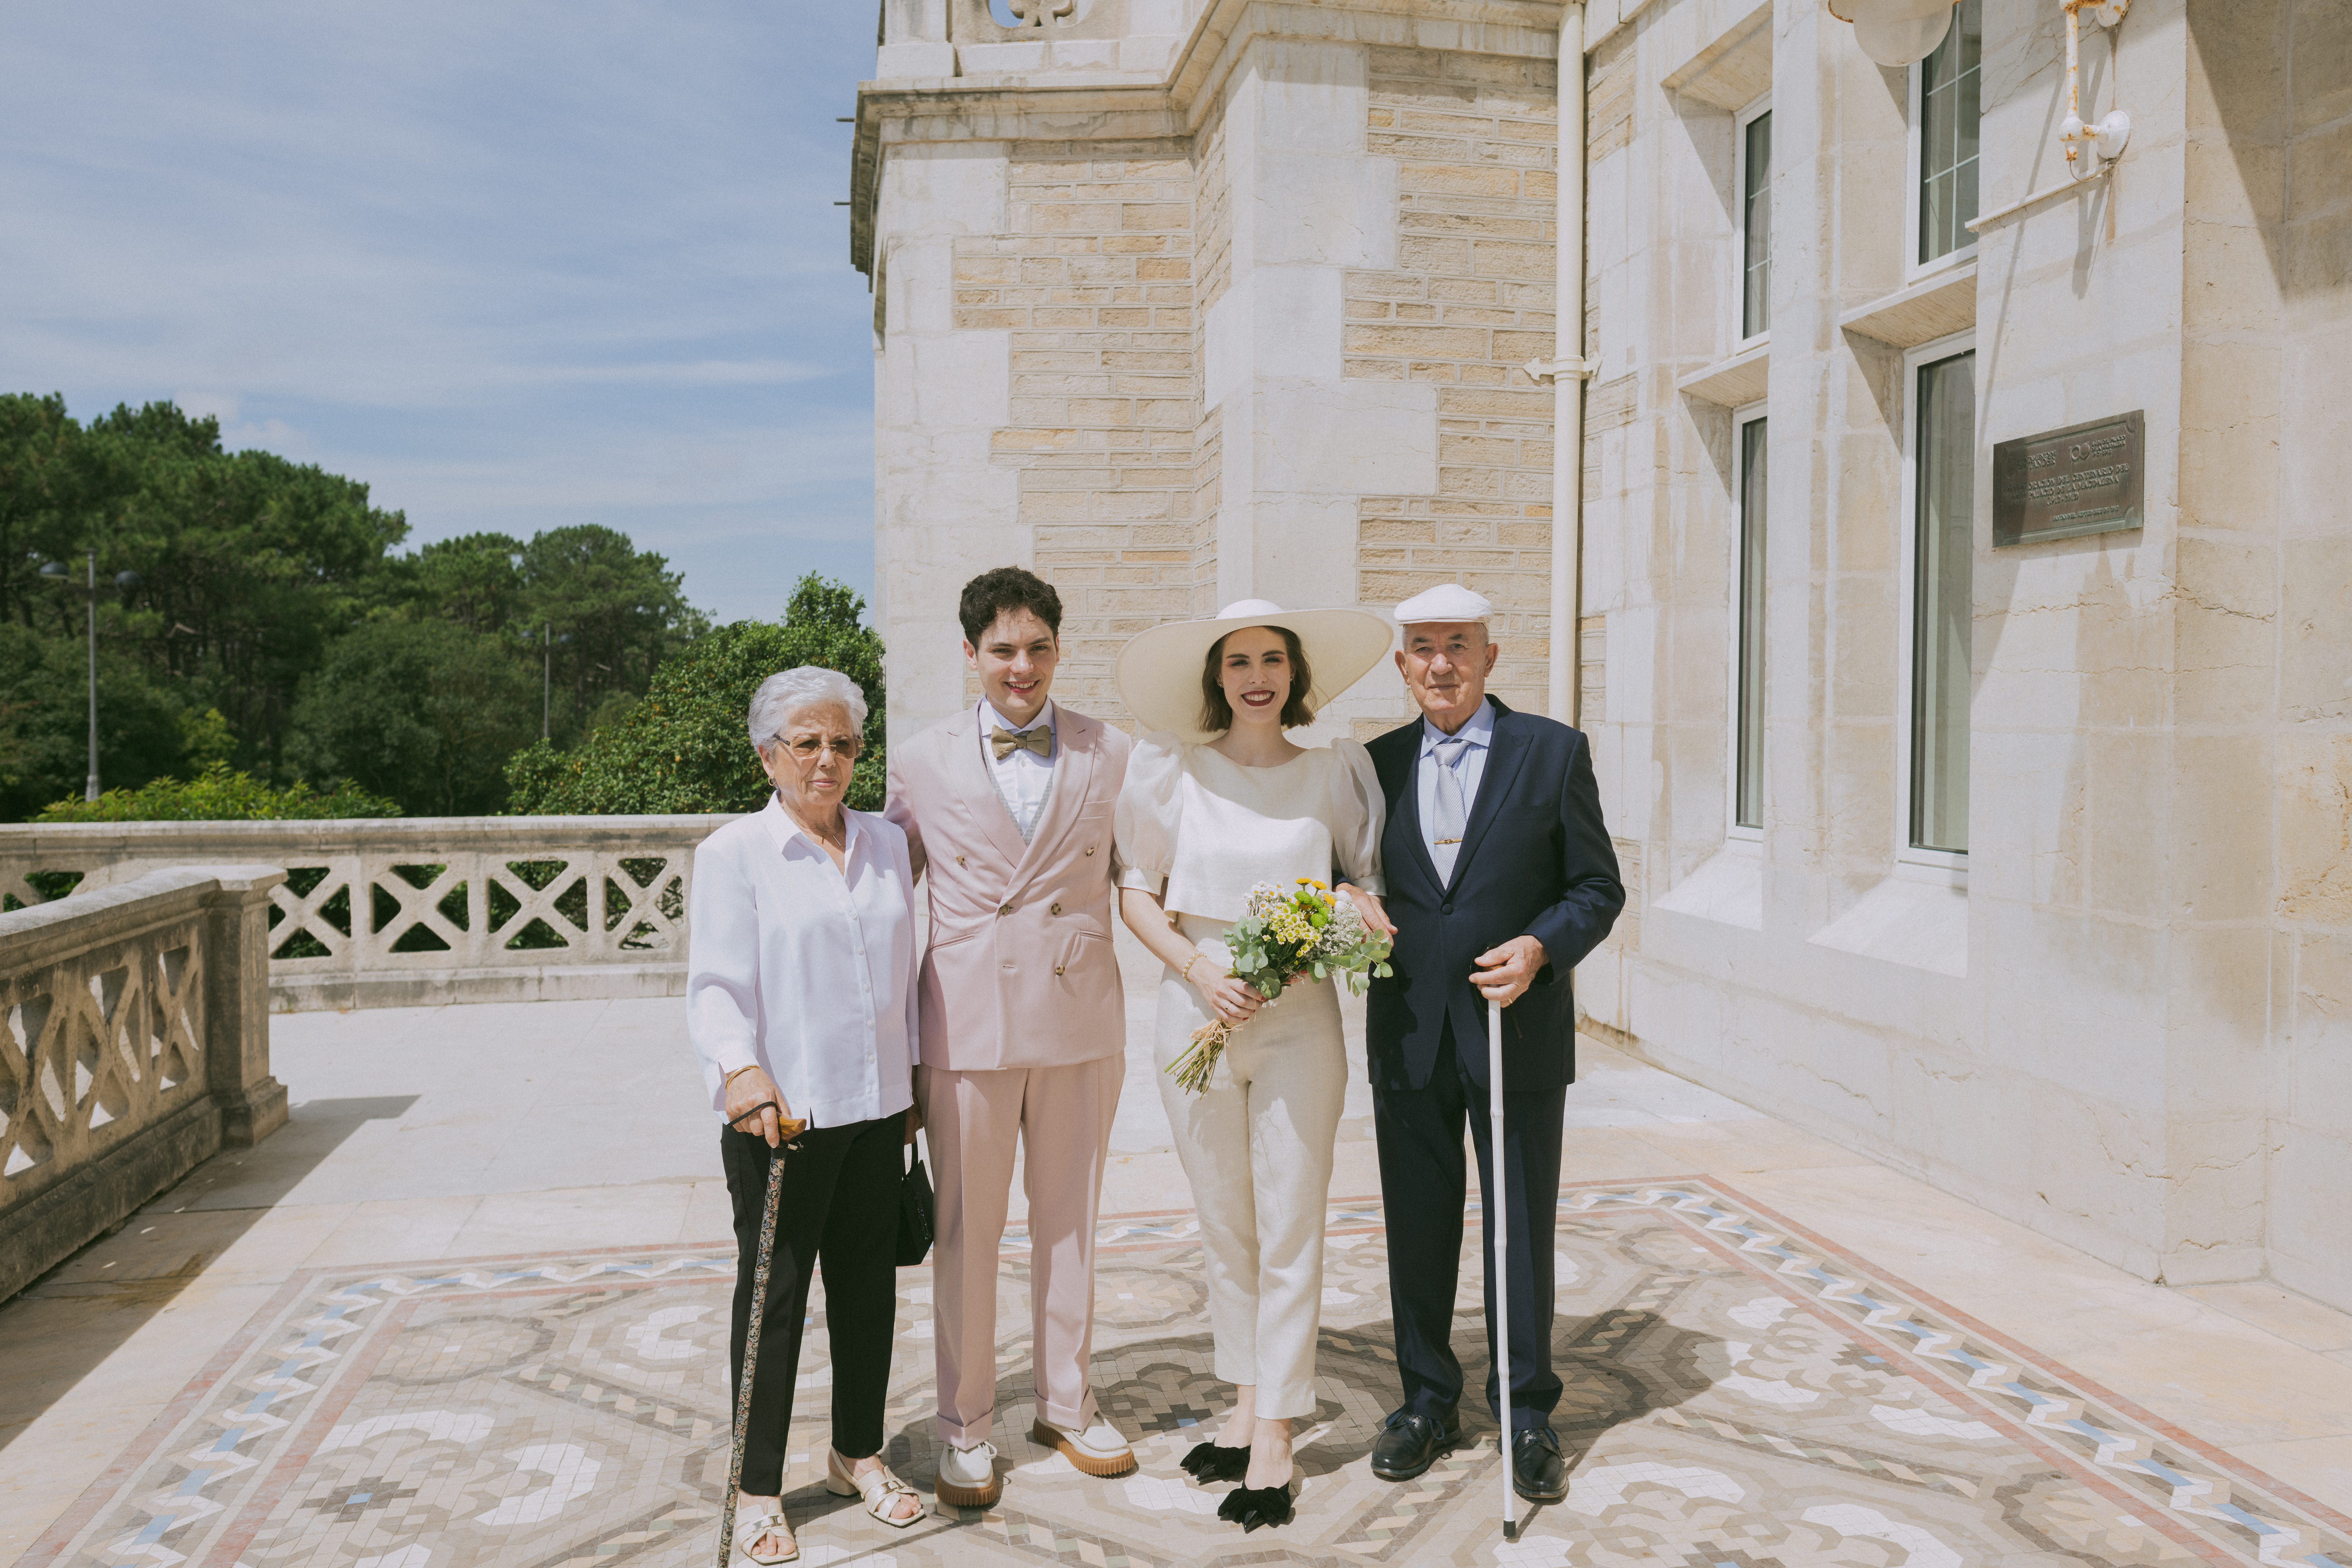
1168, 878, 1392, 1096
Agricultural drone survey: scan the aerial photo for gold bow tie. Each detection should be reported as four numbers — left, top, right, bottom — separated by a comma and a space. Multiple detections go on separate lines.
991, 724, 1053, 760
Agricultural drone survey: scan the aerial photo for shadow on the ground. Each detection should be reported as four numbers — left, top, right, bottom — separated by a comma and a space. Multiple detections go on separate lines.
1303, 1306, 1726, 1476
882, 1304, 1723, 1494
164, 1093, 422, 1211
0, 1095, 416, 1453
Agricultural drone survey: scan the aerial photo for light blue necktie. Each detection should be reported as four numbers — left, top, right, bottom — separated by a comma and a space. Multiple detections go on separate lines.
1430, 736, 1469, 880
1431, 737, 1470, 846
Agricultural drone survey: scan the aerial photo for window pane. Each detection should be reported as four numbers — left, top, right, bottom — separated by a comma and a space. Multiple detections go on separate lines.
1919, 0, 1983, 263
1743, 110, 1772, 338
1735, 417, 1768, 830
1911, 351, 1975, 853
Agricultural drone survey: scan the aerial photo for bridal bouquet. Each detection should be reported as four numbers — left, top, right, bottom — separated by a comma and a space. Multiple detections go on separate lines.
1167, 878, 1395, 1095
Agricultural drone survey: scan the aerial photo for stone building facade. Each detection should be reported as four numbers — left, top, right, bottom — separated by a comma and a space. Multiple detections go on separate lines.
852, 0, 2352, 1313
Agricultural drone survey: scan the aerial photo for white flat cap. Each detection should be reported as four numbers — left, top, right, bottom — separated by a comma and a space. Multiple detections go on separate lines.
1394, 583, 1494, 624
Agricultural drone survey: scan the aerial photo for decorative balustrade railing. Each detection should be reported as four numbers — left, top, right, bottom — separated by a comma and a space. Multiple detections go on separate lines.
0, 864, 287, 1303
0, 817, 740, 1012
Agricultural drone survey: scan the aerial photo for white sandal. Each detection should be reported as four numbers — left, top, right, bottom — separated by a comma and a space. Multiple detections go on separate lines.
732, 1507, 798, 1565
824, 1450, 923, 1527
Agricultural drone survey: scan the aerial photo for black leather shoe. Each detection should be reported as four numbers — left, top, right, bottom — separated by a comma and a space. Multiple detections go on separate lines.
1179, 1440, 1250, 1482
1217, 1479, 1294, 1531
1510, 1425, 1567, 1503
1369, 1409, 1461, 1481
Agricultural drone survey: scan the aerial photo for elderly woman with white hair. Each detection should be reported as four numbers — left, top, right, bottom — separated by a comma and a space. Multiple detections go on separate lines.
687, 665, 924, 1564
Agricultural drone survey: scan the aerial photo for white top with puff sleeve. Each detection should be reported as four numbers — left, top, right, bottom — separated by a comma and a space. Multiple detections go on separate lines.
1113, 735, 1386, 922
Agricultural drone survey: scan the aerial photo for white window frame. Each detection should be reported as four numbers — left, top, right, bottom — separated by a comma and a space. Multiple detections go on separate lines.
1894, 328, 1977, 876
1726, 399, 1768, 843
1734, 93, 1773, 351
1905, 3, 1980, 283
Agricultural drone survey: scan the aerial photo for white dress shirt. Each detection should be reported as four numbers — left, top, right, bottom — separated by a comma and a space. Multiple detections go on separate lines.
1417, 697, 1496, 884
981, 697, 1057, 841
686, 795, 920, 1128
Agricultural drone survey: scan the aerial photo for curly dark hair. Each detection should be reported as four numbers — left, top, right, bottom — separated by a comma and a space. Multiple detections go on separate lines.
1198, 624, 1316, 733
958, 566, 1063, 646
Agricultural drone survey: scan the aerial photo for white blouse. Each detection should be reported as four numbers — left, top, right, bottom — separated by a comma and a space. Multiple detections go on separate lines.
686, 796, 920, 1129
1114, 735, 1387, 923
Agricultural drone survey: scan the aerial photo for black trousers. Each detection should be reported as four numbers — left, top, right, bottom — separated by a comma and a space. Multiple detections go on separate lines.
1372, 1024, 1567, 1431
721, 1114, 903, 1495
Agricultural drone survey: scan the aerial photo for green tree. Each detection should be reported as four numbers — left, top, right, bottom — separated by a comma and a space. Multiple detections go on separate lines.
359, 524, 702, 748
386, 531, 529, 636
516, 524, 702, 736
287, 619, 539, 816
178, 707, 237, 771
1, 392, 736, 820
504, 575, 883, 815
3, 397, 411, 775
97, 410, 409, 768
0, 394, 108, 631
0, 623, 187, 822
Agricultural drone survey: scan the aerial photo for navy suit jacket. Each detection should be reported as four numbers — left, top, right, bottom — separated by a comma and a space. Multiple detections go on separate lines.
1364, 699, 1624, 1092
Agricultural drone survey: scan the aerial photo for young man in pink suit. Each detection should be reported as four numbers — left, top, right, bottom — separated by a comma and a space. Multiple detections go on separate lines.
884, 567, 1138, 1509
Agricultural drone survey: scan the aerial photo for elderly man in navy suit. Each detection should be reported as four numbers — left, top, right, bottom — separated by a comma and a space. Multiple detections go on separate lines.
1361, 583, 1624, 1504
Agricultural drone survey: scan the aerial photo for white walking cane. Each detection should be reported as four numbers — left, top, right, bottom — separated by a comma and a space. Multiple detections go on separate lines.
1487, 997, 1516, 1540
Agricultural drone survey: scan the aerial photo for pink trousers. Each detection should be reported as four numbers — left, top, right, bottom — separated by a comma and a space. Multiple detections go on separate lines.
916, 1055, 1123, 1447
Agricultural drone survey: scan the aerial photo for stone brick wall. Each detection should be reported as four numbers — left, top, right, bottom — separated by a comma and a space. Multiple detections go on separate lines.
1344, 47, 1562, 716
950, 142, 1198, 722
1189, 113, 1231, 622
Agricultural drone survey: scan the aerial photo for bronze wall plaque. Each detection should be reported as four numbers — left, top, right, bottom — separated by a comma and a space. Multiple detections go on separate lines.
1992, 410, 2144, 546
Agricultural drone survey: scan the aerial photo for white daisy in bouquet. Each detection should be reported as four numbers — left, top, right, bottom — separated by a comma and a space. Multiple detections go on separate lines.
1167, 877, 1394, 1095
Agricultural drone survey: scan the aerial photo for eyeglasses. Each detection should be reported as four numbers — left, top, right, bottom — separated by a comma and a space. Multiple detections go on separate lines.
783, 736, 864, 761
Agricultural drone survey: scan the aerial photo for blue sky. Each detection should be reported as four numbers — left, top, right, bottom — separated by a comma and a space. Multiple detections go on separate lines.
1, 4, 883, 624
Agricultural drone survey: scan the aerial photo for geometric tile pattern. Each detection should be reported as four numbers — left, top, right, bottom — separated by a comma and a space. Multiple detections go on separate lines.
22, 1179, 2352, 1568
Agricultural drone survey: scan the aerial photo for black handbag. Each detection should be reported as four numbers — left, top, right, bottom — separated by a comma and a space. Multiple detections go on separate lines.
895, 1141, 935, 1266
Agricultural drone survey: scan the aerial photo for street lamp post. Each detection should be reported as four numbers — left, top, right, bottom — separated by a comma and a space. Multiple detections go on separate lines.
518, 623, 573, 741
40, 551, 143, 800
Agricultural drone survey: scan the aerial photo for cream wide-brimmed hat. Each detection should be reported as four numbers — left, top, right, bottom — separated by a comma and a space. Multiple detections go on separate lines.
1115, 598, 1395, 743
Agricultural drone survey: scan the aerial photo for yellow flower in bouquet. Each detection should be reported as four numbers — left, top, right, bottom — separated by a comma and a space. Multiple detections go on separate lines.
1166, 877, 1394, 1095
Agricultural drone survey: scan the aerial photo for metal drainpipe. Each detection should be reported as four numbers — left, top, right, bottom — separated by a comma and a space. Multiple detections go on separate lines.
1548, 2, 1589, 726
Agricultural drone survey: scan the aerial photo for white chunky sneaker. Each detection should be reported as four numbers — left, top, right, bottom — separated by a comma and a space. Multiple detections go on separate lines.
935, 1438, 1001, 1509
1030, 1415, 1138, 1477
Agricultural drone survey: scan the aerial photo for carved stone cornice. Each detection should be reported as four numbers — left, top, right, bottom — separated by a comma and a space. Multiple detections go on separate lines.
849, 0, 1565, 275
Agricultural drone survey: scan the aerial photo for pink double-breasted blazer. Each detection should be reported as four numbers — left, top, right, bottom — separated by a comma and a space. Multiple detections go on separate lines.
884, 705, 1133, 1071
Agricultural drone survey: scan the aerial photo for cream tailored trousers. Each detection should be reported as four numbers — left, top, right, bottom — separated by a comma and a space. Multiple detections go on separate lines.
917, 1055, 1123, 1448
1155, 915, 1347, 1420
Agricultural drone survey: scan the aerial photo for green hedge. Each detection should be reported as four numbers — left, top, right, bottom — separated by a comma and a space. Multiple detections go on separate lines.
36, 762, 402, 822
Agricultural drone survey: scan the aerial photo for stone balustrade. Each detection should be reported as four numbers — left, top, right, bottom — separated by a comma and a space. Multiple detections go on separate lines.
0, 865, 288, 1302
0, 816, 739, 1013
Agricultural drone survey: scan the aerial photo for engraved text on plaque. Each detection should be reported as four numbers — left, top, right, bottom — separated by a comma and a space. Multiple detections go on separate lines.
1992, 410, 2144, 546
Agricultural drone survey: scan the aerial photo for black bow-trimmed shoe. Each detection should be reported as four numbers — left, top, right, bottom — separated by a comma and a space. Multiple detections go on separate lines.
1217, 1478, 1294, 1531
1510, 1425, 1568, 1503
1369, 1408, 1461, 1481
1179, 1440, 1250, 1482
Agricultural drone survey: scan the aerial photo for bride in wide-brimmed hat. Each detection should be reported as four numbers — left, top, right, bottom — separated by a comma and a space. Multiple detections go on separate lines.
1110, 598, 1396, 1532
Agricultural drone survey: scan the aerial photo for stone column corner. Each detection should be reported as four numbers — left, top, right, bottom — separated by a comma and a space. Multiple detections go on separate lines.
193, 865, 290, 1149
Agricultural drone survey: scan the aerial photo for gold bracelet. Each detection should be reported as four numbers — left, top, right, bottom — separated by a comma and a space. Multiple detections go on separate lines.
723, 1064, 761, 1086
1183, 955, 1203, 988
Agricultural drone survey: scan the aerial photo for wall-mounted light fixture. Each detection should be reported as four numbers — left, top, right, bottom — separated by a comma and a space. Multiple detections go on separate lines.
2057, 0, 2132, 170
1963, 0, 2133, 233
1825, 0, 1961, 68
1829, 0, 2134, 231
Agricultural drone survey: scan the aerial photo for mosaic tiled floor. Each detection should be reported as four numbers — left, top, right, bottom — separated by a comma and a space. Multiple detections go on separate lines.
24, 1179, 2352, 1568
